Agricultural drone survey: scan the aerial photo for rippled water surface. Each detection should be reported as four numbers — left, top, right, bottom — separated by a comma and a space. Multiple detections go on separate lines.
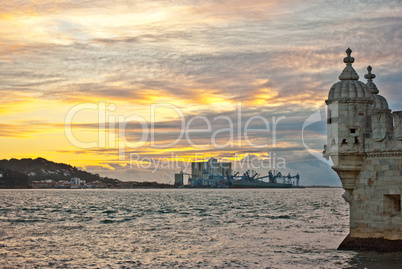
0, 189, 401, 268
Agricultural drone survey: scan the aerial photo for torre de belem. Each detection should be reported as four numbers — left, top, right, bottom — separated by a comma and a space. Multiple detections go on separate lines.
323, 48, 402, 251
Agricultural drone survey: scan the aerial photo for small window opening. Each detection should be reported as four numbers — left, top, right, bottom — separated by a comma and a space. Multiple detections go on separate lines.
384, 195, 401, 216
327, 110, 332, 124
350, 129, 356, 134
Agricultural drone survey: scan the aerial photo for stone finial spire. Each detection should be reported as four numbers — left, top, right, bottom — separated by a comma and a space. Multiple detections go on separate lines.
339, 48, 359, 80
364, 66, 375, 80
344, 47, 354, 65
364, 65, 379, 94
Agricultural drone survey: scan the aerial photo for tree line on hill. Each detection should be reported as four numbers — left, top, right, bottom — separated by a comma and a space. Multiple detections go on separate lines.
0, 169, 31, 189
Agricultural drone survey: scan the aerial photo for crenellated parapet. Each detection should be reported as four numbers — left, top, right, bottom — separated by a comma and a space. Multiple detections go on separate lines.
393, 111, 402, 141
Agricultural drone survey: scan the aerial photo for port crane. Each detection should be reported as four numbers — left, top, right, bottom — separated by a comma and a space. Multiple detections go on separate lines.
173, 160, 301, 188
231, 170, 300, 187
284, 173, 300, 187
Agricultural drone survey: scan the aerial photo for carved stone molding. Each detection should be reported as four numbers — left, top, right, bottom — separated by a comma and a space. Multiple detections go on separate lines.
366, 151, 402, 158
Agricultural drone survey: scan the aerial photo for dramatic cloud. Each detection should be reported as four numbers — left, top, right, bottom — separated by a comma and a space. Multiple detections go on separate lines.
1, 0, 401, 185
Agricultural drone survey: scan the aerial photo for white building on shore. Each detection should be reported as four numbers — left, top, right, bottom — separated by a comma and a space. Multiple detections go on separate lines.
71, 177, 81, 186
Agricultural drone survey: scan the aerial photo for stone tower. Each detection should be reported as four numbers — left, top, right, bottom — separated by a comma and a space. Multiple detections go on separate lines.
324, 48, 402, 251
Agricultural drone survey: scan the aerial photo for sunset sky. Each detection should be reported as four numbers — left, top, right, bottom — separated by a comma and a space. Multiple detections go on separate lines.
1, 0, 401, 185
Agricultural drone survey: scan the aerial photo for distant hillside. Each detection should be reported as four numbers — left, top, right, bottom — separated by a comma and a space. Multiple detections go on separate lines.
0, 158, 120, 185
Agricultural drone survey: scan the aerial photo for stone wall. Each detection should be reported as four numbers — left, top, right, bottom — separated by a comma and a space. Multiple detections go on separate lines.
350, 154, 402, 240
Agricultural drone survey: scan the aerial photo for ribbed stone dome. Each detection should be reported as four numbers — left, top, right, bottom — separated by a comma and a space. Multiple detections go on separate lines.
364, 66, 389, 111
328, 80, 372, 101
372, 94, 389, 110
326, 48, 372, 104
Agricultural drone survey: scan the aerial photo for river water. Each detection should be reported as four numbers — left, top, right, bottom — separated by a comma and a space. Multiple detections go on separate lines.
0, 189, 400, 268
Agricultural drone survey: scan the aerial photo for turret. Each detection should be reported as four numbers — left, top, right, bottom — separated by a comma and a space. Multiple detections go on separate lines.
364, 66, 394, 146
324, 48, 402, 252
324, 48, 372, 196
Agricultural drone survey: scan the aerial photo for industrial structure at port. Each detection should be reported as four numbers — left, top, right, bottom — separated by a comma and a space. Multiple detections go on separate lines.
174, 158, 300, 188
323, 48, 402, 251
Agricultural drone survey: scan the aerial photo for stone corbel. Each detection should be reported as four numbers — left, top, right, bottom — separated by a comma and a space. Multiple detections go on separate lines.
342, 191, 354, 204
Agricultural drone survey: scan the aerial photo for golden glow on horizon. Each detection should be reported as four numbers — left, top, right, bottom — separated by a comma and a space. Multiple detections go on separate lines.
0, 87, 324, 171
